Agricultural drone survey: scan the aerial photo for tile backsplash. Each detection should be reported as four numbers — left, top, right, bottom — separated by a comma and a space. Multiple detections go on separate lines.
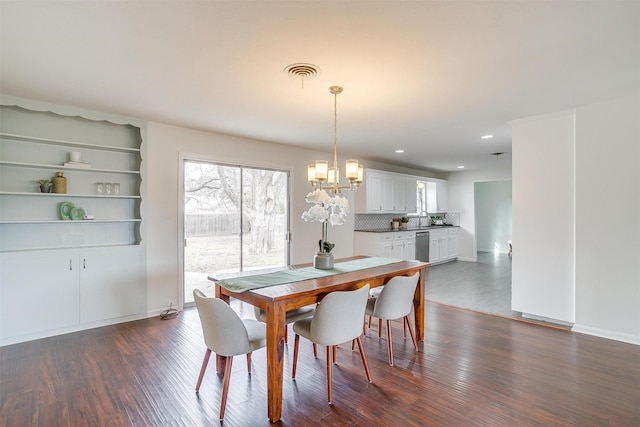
355, 212, 460, 230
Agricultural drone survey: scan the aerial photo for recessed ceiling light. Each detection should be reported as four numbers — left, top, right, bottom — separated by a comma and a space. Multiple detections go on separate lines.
481, 135, 493, 139
457, 166, 465, 169
395, 149, 405, 153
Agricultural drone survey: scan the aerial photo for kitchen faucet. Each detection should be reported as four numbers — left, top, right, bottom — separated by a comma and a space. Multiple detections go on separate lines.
418, 211, 428, 227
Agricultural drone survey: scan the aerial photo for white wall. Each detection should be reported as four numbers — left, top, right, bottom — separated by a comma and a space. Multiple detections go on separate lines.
145, 122, 356, 314
446, 165, 513, 262
510, 110, 576, 324
573, 93, 640, 343
475, 180, 512, 253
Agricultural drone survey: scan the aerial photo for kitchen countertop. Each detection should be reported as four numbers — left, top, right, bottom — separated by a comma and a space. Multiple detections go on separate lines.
355, 225, 457, 233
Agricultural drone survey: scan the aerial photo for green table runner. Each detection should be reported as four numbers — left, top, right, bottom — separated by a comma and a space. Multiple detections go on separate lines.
216, 257, 402, 293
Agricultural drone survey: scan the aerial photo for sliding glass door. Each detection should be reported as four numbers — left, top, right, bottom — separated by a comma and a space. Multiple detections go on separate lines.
183, 160, 289, 304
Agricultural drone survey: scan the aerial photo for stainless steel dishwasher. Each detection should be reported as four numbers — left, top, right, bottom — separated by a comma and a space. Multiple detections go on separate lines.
415, 231, 430, 262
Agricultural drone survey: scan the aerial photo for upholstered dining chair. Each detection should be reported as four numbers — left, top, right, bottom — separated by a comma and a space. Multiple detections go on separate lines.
365, 272, 420, 366
193, 289, 266, 421
291, 284, 372, 405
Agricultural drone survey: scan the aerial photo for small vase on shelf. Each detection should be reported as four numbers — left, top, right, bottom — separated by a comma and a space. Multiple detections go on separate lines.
52, 172, 67, 194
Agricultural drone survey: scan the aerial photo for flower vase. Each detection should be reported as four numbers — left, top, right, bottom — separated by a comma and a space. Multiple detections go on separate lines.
314, 252, 334, 270
314, 221, 334, 269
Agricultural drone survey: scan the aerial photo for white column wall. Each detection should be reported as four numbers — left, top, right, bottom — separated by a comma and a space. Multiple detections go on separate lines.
510, 111, 576, 323
573, 93, 640, 343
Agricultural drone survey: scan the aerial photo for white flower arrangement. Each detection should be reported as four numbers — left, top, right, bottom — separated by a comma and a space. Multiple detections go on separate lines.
301, 189, 349, 226
301, 189, 349, 254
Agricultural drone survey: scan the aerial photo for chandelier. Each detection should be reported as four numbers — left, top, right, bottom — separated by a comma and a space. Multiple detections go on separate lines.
307, 86, 364, 193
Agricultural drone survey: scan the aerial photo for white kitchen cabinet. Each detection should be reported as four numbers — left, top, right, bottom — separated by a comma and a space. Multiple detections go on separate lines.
354, 231, 415, 260
436, 180, 448, 213
448, 228, 459, 259
428, 227, 458, 264
425, 178, 448, 213
393, 175, 417, 213
356, 169, 418, 214
357, 169, 394, 213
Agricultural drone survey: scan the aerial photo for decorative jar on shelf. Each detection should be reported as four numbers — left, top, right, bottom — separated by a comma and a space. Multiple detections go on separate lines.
52, 172, 67, 194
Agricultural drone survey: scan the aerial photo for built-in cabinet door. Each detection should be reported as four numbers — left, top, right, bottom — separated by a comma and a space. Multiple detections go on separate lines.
393, 178, 406, 212
405, 177, 418, 213
381, 242, 394, 257
381, 174, 395, 212
392, 241, 404, 258
448, 230, 458, 259
439, 235, 449, 260
365, 171, 383, 212
429, 234, 441, 263
436, 180, 448, 212
405, 239, 416, 260
0, 250, 79, 342
80, 246, 144, 324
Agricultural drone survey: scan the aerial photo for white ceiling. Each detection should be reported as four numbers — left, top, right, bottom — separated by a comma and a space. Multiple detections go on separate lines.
1, 1, 639, 172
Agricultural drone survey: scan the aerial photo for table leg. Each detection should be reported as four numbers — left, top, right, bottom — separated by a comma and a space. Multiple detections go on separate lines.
265, 301, 286, 422
414, 268, 425, 341
215, 285, 230, 374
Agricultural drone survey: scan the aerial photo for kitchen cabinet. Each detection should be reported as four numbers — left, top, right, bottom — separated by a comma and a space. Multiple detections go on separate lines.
354, 231, 415, 260
0, 246, 144, 345
425, 178, 448, 213
428, 227, 458, 264
355, 169, 418, 214
394, 175, 417, 213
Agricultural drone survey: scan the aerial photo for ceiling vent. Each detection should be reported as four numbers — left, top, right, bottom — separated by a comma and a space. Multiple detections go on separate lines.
284, 63, 320, 87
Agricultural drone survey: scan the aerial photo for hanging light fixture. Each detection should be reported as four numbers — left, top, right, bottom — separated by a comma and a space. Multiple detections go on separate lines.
307, 86, 364, 193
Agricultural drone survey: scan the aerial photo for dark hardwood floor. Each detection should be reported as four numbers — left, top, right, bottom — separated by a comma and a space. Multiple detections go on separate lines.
1, 301, 639, 426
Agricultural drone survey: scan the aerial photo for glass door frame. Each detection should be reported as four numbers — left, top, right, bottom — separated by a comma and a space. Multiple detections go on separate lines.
178, 153, 291, 309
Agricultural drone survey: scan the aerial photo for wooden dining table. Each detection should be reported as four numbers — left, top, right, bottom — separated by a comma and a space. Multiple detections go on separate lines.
209, 255, 429, 423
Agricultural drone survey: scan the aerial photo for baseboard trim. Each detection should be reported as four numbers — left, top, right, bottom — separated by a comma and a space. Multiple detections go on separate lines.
572, 324, 640, 346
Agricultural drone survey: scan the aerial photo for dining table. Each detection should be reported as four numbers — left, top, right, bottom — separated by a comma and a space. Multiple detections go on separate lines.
209, 255, 429, 423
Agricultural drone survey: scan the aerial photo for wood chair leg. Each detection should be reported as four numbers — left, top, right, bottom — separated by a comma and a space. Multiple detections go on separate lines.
333, 344, 337, 364
219, 356, 233, 421
284, 324, 288, 344
386, 319, 394, 366
355, 336, 372, 383
378, 319, 383, 338
292, 334, 300, 379
326, 345, 333, 404
246, 352, 252, 374
195, 348, 212, 392
404, 316, 418, 351
313, 343, 318, 358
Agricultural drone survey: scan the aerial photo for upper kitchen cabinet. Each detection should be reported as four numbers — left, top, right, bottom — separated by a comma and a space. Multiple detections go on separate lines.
355, 169, 417, 214
423, 178, 448, 213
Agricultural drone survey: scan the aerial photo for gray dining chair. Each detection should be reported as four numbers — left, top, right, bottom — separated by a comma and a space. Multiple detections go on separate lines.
365, 272, 420, 366
193, 289, 266, 421
291, 284, 372, 405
